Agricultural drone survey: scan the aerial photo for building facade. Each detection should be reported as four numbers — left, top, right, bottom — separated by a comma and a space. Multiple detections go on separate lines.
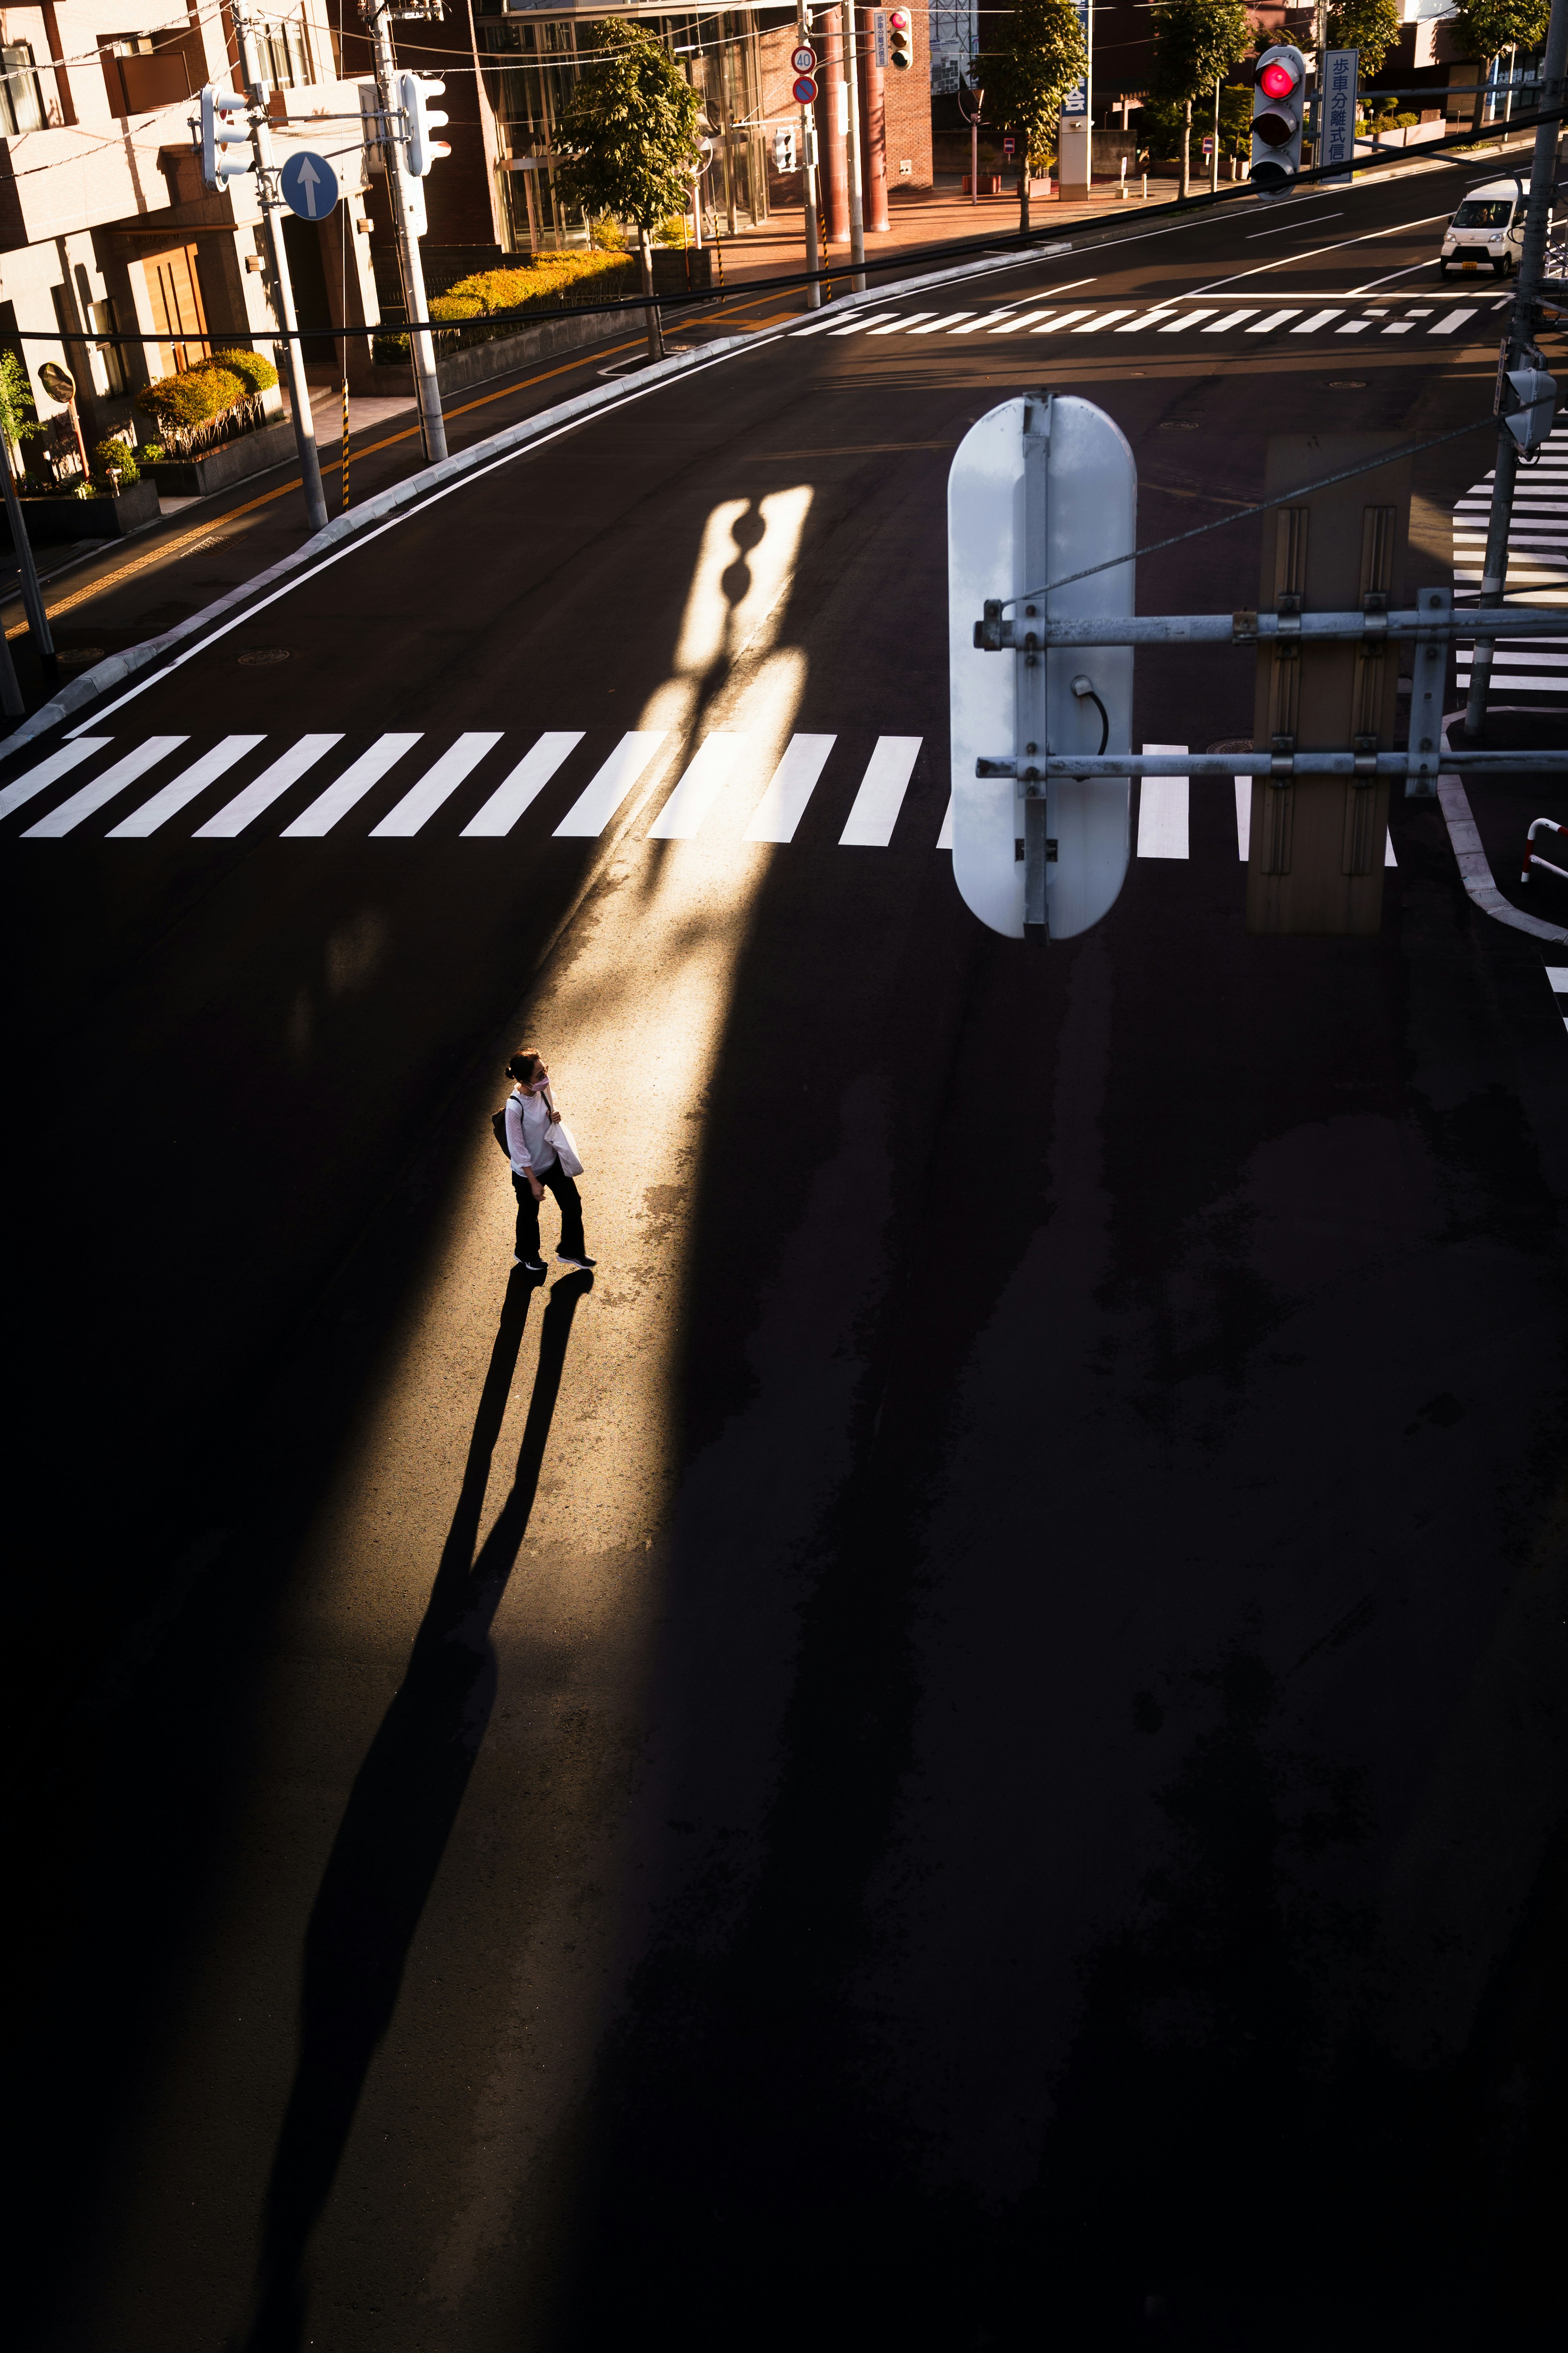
0, 3, 383, 465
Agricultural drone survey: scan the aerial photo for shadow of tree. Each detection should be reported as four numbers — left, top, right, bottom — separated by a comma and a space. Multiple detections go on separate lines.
237, 1266, 594, 2353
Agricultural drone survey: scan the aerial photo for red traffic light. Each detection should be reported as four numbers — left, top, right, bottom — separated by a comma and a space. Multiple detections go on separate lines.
889, 7, 910, 23
1258, 59, 1297, 98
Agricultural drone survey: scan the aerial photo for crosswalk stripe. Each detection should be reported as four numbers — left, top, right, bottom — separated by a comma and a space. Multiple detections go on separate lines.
1117, 308, 1179, 332
742, 732, 836, 843
1203, 310, 1258, 332
1160, 307, 1218, 331
826, 310, 904, 337
0, 736, 110, 824
460, 732, 584, 837
1137, 748, 1189, 858
108, 735, 265, 839
1072, 307, 1138, 333
370, 732, 503, 837
193, 734, 343, 838
1430, 307, 1481, 332
1247, 308, 1301, 333
647, 731, 751, 839
987, 308, 1058, 333
1030, 308, 1096, 332
839, 735, 920, 846
552, 729, 667, 838
868, 310, 938, 334
282, 734, 423, 837
909, 310, 975, 334
937, 794, 953, 849
951, 308, 1020, 334
1292, 308, 1344, 332
22, 737, 186, 839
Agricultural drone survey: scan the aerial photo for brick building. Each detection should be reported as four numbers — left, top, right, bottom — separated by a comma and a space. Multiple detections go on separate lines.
0, 4, 383, 462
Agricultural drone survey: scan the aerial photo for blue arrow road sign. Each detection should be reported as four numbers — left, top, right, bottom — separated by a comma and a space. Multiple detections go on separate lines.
280, 150, 336, 220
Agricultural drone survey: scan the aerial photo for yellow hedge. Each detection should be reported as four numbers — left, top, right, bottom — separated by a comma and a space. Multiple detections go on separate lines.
443, 250, 633, 317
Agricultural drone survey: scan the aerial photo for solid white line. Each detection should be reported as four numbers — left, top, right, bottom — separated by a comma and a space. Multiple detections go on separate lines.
839, 735, 921, 846
192, 734, 342, 838
461, 731, 583, 836
1348, 259, 1442, 292
370, 732, 503, 836
1187, 208, 1456, 296
743, 732, 835, 843
1248, 212, 1346, 239
22, 737, 185, 838
108, 735, 265, 838
1234, 777, 1251, 861
0, 736, 110, 824
552, 730, 666, 837
646, 731, 751, 838
282, 734, 422, 836
1136, 748, 1189, 859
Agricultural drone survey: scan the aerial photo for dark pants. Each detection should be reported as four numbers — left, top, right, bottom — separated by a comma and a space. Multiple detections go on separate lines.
513, 1161, 586, 1263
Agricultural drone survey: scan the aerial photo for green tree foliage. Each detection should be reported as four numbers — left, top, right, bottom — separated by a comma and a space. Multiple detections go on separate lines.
1151, 0, 1254, 195
1323, 0, 1403, 77
92, 435, 138, 489
984, 0, 1089, 232
0, 347, 43, 477
555, 22, 702, 359
1450, 0, 1551, 61
211, 347, 278, 397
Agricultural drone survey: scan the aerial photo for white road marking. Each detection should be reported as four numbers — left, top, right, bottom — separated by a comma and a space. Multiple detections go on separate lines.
909, 310, 976, 334
1247, 211, 1344, 239
950, 308, 1021, 334
1187, 208, 1457, 297
937, 794, 953, 849
552, 730, 668, 837
1203, 309, 1258, 332
1247, 308, 1302, 332
1030, 308, 1096, 332
1136, 747, 1189, 859
1291, 308, 1344, 331
986, 309, 1059, 332
1234, 778, 1251, 861
282, 734, 423, 837
192, 735, 343, 838
0, 737, 110, 824
370, 732, 503, 836
1160, 308, 1218, 330
1116, 309, 1180, 331
867, 311, 938, 333
22, 737, 185, 838
1072, 307, 1139, 333
826, 310, 905, 337
1385, 830, 1397, 868
109, 735, 266, 838
839, 736, 921, 846
460, 732, 584, 837
743, 732, 836, 843
647, 731, 751, 838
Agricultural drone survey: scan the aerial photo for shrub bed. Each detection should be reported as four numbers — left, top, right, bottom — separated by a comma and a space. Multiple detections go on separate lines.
134, 352, 276, 457
373, 249, 637, 360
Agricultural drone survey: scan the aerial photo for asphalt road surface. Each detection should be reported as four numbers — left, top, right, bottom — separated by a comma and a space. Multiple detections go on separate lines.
7, 153, 1567, 2353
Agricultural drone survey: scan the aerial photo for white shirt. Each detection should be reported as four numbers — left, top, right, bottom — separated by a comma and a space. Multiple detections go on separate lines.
505, 1085, 557, 1176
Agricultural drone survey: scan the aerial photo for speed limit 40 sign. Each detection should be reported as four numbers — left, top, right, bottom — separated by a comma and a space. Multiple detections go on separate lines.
791, 43, 815, 73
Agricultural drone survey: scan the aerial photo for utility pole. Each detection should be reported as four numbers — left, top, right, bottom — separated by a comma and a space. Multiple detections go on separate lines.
361, 0, 448, 464
231, 0, 327, 532
840, 0, 866, 290
1464, 0, 1568, 734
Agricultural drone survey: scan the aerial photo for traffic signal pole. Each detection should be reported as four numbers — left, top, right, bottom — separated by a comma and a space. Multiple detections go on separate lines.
840, 0, 866, 291
231, 0, 328, 533
362, 0, 448, 464
1464, 0, 1568, 735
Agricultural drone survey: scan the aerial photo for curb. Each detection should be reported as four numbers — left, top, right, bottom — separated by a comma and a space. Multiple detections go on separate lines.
1438, 711, 1568, 946
0, 247, 1036, 765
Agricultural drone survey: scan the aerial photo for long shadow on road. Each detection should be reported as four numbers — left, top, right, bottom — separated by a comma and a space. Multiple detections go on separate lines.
238, 1264, 594, 2353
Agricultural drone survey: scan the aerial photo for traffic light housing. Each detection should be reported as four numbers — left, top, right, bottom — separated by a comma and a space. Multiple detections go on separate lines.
949, 394, 1135, 942
1250, 45, 1305, 193
400, 73, 450, 177
888, 9, 913, 69
197, 86, 249, 192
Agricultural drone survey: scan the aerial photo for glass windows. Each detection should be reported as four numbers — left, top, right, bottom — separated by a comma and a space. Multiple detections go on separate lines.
0, 41, 46, 134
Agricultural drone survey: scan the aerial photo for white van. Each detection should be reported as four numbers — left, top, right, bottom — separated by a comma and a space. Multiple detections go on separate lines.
1439, 179, 1530, 276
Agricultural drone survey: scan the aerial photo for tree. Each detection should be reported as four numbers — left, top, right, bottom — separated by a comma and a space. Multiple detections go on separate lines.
984, 0, 1089, 234
0, 348, 43, 482
1323, 0, 1402, 79
1151, 0, 1254, 198
1448, 0, 1551, 133
554, 23, 702, 364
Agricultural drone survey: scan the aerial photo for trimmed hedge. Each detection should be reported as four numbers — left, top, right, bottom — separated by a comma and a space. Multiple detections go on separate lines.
211, 346, 279, 396
136, 364, 246, 435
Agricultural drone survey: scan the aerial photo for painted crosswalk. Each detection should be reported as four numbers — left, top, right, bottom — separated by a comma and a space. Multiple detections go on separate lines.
1453, 422, 1568, 711
0, 726, 1399, 871
794, 295, 1506, 346
1548, 966, 1568, 1032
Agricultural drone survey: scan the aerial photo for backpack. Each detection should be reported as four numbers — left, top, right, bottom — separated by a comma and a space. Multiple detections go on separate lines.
491, 1101, 512, 1158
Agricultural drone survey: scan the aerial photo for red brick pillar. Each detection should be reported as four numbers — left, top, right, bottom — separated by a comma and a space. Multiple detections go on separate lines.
816, 27, 851, 244
859, 9, 889, 232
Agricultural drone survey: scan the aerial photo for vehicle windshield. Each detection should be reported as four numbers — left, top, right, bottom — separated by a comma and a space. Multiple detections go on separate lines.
1453, 200, 1513, 228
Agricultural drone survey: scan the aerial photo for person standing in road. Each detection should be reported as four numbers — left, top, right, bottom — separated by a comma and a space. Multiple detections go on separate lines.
505, 1048, 596, 1274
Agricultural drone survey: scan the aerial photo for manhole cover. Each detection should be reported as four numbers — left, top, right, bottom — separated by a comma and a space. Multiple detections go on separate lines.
1328, 379, 1367, 388
238, 647, 290, 666
57, 647, 104, 669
